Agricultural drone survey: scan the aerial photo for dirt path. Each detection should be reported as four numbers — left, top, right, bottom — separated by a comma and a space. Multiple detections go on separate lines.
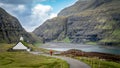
30, 52, 91, 68
50, 55, 91, 68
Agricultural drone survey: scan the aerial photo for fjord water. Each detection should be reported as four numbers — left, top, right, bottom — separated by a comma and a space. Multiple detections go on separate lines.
40, 43, 120, 55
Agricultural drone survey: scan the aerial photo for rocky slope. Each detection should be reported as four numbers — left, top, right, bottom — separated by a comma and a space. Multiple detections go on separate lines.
0, 7, 35, 43
33, 0, 120, 45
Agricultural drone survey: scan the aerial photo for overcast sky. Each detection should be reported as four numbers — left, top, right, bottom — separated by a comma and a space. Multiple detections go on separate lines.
0, 0, 77, 32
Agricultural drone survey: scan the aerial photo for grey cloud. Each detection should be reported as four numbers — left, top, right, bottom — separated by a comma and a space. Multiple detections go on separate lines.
0, 0, 44, 5
0, 0, 55, 32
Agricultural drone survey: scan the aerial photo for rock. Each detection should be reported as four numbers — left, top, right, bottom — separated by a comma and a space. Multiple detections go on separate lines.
0, 7, 34, 43
33, 0, 120, 45
33, 17, 67, 42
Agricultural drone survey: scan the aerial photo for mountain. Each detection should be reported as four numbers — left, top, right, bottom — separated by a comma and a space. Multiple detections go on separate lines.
58, 0, 112, 16
0, 7, 35, 43
33, 0, 120, 46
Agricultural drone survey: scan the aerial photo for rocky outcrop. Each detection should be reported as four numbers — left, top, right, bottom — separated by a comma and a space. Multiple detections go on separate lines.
0, 7, 34, 43
33, 0, 120, 45
33, 17, 67, 42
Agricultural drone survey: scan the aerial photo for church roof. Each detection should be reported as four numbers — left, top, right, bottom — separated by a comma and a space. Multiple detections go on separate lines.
12, 42, 28, 50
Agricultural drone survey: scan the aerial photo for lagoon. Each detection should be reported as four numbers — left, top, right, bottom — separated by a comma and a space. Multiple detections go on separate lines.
40, 42, 120, 55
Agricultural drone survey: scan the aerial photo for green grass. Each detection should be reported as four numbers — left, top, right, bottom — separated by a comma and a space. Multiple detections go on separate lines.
99, 29, 120, 44
28, 43, 51, 53
0, 43, 69, 68
61, 37, 71, 43
76, 57, 120, 68
33, 42, 43, 47
112, 29, 120, 37
100, 39, 119, 43
0, 52, 69, 68
85, 42, 97, 45
53, 37, 71, 43
20, 41, 29, 47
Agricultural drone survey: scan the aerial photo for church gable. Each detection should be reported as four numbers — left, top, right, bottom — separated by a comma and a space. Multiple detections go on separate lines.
8, 36, 31, 52
13, 42, 28, 50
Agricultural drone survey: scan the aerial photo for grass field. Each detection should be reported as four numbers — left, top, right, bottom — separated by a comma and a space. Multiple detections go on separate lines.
0, 43, 69, 68
33, 42, 43, 47
76, 57, 120, 68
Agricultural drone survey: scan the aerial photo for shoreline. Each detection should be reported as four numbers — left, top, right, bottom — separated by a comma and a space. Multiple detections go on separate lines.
40, 42, 120, 55
61, 49, 120, 62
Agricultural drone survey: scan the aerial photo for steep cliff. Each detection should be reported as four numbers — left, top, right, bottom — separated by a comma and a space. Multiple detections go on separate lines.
0, 7, 34, 43
33, 0, 120, 45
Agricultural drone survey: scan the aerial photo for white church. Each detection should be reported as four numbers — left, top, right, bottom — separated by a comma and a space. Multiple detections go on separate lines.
12, 36, 31, 52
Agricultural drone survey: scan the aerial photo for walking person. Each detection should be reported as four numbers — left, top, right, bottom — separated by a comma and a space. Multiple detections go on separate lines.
50, 50, 53, 56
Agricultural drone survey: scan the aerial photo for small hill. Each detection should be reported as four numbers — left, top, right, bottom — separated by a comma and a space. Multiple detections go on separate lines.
33, 0, 120, 46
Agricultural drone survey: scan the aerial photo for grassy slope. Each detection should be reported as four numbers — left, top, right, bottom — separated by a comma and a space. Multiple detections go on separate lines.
78, 0, 120, 45
76, 57, 120, 68
55, 37, 71, 43
29, 32, 43, 44
0, 43, 69, 68
97, 0, 120, 45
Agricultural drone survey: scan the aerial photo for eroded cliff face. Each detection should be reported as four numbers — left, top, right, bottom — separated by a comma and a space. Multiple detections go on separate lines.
33, 17, 67, 42
0, 7, 34, 43
33, 0, 120, 45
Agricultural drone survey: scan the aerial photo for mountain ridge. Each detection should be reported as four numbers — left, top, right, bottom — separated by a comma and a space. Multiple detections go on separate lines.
0, 7, 35, 43
58, 0, 112, 16
33, 0, 120, 46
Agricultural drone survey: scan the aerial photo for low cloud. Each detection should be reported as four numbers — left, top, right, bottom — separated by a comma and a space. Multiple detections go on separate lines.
31, 4, 52, 23
0, 3, 26, 16
50, 13, 57, 18
27, 4, 57, 32
0, 0, 44, 5
0, 0, 57, 32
